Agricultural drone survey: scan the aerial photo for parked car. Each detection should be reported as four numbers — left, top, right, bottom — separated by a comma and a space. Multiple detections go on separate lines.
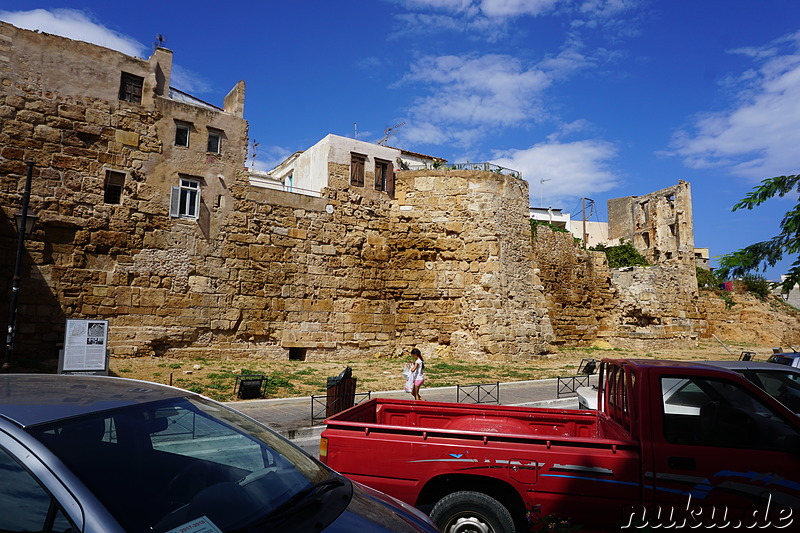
0, 374, 438, 533
767, 351, 800, 368
578, 359, 800, 413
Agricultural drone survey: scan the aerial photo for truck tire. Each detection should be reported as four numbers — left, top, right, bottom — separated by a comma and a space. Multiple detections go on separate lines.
430, 491, 516, 533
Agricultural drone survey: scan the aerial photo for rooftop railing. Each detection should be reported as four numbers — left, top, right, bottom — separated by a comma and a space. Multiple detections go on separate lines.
401, 162, 521, 178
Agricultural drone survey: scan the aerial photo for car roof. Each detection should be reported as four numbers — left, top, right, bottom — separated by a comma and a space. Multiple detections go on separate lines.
700, 360, 800, 373
770, 352, 800, 359
605, 359, 741, 372
0, 374, 188, 427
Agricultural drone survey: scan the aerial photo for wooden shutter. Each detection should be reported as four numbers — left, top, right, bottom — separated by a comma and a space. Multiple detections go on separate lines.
386, 163, 395, 198
350, 154, 365, 187
169, 186, 181, 217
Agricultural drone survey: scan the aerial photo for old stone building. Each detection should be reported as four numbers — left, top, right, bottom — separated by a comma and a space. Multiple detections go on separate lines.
0, 21, 553, 369
608, 180, 695, 265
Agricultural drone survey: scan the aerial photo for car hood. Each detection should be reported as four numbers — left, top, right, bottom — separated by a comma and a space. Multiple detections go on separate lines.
323, 482, 437, 532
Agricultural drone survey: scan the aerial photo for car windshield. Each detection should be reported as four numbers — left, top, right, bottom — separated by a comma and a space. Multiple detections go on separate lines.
26, 396, 349, 533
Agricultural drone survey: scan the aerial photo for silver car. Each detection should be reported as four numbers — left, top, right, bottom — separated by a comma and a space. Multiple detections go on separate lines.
0, 374, 438, 533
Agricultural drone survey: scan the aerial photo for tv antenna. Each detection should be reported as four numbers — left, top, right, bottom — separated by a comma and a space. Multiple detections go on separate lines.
154, 34, 167, 50
377, 122, 406, 145
249, 139, 259, 167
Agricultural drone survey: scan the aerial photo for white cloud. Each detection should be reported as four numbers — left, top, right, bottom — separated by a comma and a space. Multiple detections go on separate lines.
669, 31, 800, 180
403, 54, 552, 125
169, 65, 213, 96
0, 8, 145, 57
396, 47, 591, 148
395, 0, 639, 26
492, 139, 620, 205
251, 144, 296, 173
479, 0, 562, 18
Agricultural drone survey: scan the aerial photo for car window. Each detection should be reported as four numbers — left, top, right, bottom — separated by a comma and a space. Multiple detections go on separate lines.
751, 370, 800, 413
28, 397, 335, 533
661, 376, 799, 450
149, 404, 274, 472
0, 445, 74, 533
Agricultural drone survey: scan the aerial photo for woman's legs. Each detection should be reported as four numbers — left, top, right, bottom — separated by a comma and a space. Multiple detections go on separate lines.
413, 380, 424, 400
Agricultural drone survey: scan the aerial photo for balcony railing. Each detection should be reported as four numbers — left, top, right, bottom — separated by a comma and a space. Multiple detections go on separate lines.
401, 162, 521, 178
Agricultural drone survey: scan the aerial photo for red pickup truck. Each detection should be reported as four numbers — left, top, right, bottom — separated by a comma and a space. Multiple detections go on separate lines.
320, 359, 800, 532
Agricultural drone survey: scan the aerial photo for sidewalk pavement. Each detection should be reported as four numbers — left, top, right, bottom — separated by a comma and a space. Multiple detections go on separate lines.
226, 376, 597, 448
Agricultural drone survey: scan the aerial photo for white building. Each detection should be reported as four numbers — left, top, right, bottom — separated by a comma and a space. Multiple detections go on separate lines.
250, 134, 445, 197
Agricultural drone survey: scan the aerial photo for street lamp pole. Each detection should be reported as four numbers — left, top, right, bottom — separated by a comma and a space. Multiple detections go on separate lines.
3, 161, 35, 371
539, 179, 551, 207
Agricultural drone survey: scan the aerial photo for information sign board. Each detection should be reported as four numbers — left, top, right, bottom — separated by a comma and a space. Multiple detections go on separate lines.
59, 319, 109, 375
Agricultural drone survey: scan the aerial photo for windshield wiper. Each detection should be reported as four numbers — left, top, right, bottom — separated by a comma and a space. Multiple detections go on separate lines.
231, 477, 346, 532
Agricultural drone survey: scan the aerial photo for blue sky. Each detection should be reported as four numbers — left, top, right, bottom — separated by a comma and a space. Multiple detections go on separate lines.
4, 2, 800, 278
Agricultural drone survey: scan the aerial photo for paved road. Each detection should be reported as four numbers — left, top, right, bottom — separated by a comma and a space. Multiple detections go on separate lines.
226, 376, 597, 453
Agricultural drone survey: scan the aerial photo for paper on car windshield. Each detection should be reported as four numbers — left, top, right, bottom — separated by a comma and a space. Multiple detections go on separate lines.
163, 516, 223, 533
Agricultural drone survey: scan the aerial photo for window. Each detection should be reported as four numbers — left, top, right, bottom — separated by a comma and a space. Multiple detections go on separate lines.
374, 158, 394, 196
0, 446, 74, 532
119, 72, 143, 104
350, 153, 366, 187
207, 130, 222, 153
170, 177, 201, 219
104, 170, 125, 204
175, 122, 191, 147
660, 376, 799, 450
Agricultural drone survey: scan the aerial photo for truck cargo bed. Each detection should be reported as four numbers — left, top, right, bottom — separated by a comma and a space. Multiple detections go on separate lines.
324, 398, 631, 442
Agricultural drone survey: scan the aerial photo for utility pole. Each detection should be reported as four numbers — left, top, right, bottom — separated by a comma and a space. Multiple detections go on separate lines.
581, 197, 594, 249
581, 197, 587, 249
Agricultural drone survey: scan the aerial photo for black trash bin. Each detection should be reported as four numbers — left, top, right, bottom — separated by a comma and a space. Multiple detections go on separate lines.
235, 374, 266, 399
326, 367, 356, 416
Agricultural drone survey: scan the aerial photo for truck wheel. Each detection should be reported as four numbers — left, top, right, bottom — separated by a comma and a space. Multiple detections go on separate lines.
430, 491, 516, 533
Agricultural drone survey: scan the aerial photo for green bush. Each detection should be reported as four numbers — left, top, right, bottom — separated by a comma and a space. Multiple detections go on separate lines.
530, 219, 570, 236
590, 240, 649, 268
696, 267, 722, 289
740, 274, 772, 299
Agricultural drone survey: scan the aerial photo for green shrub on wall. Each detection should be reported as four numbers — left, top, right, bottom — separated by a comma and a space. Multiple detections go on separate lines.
740, 274, 772, 300
696, 267, 722, 288
589, 240, 649, 268
530, 219, 570, 236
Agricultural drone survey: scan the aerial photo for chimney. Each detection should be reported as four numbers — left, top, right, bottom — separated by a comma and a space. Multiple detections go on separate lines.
224, 80, 246, 117
150, 47, 173, 97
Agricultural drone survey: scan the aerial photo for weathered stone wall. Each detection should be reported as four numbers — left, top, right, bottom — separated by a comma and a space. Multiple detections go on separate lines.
391, 170, 553, 358
530, 227, 618, 345
531, 226, 707, 348
608, 180, 694, 265
1, 21, 554, 366
609, 263, 705, 346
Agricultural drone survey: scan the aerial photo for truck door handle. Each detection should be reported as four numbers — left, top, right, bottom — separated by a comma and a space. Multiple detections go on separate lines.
668, 456, 696, 470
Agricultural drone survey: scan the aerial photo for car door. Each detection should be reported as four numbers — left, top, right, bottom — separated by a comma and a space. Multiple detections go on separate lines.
0, 430, 79, 533
644, 372, 800, 529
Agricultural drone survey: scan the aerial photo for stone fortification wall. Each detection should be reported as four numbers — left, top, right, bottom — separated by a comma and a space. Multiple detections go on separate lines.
531, 226, 706, 347
90, 167, 554, 360
609, 264, 705, 347
0, 22, 248, 366
530, 227, 618, 345
390, 170, 553, 359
